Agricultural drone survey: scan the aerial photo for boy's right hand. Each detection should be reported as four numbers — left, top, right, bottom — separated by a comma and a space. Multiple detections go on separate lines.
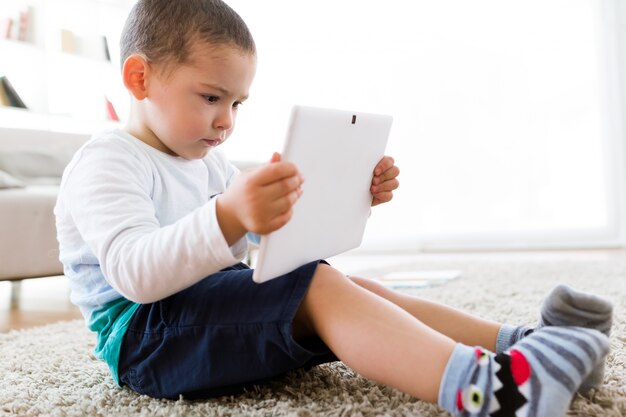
216, 152, 304, 246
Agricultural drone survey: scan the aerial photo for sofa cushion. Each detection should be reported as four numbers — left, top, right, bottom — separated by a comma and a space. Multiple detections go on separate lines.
0, 148, 74, 180
0, 127, 90, 186
0, 169, 25, 189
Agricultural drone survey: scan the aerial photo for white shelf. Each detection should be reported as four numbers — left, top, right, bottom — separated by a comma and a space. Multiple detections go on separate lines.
0, 0, 131, 129
0, 106, 122, 134
0, 38, 41, 54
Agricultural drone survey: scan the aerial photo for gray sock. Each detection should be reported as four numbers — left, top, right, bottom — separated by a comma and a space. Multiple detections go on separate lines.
539, 284, 613, 334
496, 284, 613, 392
539, 284, 613, 392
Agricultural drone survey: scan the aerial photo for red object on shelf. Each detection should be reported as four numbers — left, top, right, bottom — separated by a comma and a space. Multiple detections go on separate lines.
18, 8, 29, 42
105, 96, 119, 121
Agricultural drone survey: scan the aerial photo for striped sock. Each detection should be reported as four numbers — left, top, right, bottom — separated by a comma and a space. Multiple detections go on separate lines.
496, 324, 533, 354
439, 326, 609, 417
496, 285, 612, 392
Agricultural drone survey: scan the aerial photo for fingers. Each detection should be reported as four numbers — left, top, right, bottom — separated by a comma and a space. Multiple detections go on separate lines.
371, 178, 399, 194
269, 189, 302, 219
372, 165, 400, 186
251, 184, 300, 234
253, 161, 300, 186
372, 191, 393, 207
374, 156, 395, 176
269, 152, 281, 163
371, 156, 399, 206
371, 156, 399, 207
223, 155, 305, 235
254, 165, 304, 233
264, 178, 303, 212
264, 207, 295, 232
262, 170, 304, 196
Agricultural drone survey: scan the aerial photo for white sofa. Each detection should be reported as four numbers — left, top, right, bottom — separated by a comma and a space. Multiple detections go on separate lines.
0, 127, 89, 288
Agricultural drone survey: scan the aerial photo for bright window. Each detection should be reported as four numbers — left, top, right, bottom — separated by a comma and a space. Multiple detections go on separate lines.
223, 0, 625, 251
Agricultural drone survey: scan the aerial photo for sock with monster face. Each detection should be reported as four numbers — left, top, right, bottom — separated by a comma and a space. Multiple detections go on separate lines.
495, 284, 613, 392
439, 326, 609, 417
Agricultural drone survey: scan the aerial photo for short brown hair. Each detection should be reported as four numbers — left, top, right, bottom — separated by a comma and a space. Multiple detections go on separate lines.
120, 0, 256, 73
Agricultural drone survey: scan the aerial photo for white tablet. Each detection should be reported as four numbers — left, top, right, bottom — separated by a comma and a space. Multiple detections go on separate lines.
252, 105, 393, 283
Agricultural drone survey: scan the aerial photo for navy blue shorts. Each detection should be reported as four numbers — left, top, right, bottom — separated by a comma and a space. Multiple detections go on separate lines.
118, 260, 337, 399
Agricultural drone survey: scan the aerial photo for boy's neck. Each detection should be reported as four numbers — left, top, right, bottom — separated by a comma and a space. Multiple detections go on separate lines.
124, 110, 175, 156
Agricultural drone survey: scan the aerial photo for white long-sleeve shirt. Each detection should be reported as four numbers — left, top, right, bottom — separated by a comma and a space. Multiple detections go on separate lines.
55, 129, 248, 316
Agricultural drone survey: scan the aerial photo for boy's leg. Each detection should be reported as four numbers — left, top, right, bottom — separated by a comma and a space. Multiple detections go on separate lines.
299, 265, 609, 416
346, 277, 613, 392
297, 265, 456, 402
346, 276, 501, 350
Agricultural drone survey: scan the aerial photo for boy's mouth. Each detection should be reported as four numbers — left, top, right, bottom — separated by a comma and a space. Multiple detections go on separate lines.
202, 138, 222, 147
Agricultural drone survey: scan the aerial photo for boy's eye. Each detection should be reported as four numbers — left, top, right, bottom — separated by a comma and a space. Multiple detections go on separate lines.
204, 95, 219, 103
233, 101, 242, 109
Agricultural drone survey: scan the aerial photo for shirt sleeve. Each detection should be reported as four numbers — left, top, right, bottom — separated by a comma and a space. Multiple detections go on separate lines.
246, 232, 261, 247
63, 139, 242, 304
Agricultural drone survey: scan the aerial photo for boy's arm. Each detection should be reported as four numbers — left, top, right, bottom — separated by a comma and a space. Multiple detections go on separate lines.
215, 197, 248, 245
62, 139, 248, 304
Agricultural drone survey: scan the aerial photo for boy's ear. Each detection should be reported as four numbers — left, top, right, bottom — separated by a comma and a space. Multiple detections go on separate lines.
122, 54, 151, 100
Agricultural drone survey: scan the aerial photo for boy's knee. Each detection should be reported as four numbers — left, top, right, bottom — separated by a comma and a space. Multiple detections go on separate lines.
294, 263, 347, 339
301, 263, 355, 310
310, 263, 352, 292
348, 275, 395, 299
348, 275, 384, 291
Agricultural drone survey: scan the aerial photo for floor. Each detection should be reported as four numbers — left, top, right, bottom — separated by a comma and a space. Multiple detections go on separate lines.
2, 249, 624, 333
0, 276, 82, 333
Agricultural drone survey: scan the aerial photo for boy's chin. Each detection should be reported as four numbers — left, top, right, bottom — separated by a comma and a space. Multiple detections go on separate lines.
193, 148, 212, 159
175, 148, 211, 160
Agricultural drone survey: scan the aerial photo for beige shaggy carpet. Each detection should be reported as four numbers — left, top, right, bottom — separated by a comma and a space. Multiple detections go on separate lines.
1, 257, 625, 416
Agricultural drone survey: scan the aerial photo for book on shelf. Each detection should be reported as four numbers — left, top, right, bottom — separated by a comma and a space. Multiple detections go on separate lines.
0, 17, 11, 40
17, 7, 31, 42
103, 36, 111, 61
61, 30, 112, 61
0, 82, 9, 106
0, 6, 33, 43
60, 29, 76, 54
0, 76, 27, 109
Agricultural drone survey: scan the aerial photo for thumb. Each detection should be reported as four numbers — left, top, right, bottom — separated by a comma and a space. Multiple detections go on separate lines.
269, 152, 281, 163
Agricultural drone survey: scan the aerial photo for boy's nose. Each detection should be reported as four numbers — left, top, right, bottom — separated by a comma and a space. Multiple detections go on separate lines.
214, 108, 234, 131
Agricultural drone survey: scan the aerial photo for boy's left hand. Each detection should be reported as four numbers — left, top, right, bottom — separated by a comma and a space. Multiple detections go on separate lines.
371, 156, 400, 206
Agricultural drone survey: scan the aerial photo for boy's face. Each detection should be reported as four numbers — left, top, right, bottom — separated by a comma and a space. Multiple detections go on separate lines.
139, 42, 256, 159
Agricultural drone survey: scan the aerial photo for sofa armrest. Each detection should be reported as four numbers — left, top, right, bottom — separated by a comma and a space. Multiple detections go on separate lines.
0, 186, 63, 280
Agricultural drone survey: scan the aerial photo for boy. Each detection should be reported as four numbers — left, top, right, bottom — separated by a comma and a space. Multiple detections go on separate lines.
54, 0, 613, 415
